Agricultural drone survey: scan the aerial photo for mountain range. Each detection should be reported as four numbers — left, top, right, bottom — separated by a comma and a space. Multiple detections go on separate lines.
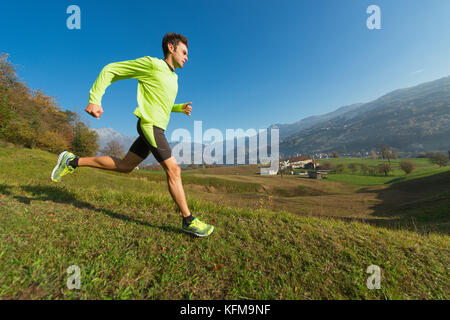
93, 75, 450, 163
278, 75, 450, 157
92, 127, 137, 152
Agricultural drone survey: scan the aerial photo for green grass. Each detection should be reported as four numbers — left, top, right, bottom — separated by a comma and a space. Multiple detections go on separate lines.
0, 143, 448, 299
138, 170, 262, 193
322, 158, 432, 168
323, 158, 449, 187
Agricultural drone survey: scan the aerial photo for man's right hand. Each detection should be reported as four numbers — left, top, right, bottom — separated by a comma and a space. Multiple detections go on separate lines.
85, 103, 103, 119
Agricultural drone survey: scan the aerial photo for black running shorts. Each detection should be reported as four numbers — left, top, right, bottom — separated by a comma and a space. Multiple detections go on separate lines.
129, 118, 172, 163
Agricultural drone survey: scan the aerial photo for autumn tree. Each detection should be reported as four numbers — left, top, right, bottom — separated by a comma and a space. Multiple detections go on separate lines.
378, 144, 392, 164
430, 153, 449, 167
400, 160, 416, 174
100, 140, 125, 158
0, 55, 12, 130
73, 121, 99, 157
0, 53, 94, 154
378, 163, 391, 176
370, 150, 377, 160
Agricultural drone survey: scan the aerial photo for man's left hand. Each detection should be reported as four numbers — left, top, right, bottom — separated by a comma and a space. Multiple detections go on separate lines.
182, 102, 192, 116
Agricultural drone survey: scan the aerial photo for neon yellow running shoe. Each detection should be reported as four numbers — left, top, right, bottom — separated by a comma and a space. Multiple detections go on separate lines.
51, 151, 77, 182
182, 217, 215, 237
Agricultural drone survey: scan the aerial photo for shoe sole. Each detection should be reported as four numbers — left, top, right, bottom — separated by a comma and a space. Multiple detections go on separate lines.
51, 151, 67, 182
182, 226, 215, 237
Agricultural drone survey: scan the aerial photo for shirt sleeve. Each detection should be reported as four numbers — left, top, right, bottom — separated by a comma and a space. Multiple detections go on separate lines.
88, 57, 153, 105
171, 103, 185, 113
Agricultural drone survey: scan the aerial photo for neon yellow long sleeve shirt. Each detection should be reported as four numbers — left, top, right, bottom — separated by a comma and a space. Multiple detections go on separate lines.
88, 56, 185, 131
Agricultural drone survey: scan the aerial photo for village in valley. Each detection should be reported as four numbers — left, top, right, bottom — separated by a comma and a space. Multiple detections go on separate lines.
277, 155, 324, 178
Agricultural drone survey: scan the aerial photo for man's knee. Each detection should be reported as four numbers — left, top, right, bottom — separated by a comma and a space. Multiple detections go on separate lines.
117, 152, 143, 173
117, 159, 137, 173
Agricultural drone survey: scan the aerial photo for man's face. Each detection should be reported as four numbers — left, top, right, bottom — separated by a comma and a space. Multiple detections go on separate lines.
169, 42, 188, 68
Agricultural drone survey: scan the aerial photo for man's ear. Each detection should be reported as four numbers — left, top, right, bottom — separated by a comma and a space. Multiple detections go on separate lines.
167, 43, 174, 54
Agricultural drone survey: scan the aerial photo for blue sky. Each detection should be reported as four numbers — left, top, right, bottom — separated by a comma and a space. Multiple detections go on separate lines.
1, 0, 450, 142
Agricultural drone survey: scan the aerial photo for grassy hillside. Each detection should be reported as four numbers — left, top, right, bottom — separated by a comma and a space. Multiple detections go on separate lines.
0, 142, 448, 299
185, 158, 450, 234
323, 158, 449, 186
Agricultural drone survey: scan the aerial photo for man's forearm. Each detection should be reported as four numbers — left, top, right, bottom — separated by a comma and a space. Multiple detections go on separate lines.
171, 103, 185, 113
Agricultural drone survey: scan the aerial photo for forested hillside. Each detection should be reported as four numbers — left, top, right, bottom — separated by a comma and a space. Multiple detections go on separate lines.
0, 54, 98, 156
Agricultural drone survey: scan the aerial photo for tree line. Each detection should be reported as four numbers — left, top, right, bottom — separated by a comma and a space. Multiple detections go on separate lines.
0, 53, 99, 156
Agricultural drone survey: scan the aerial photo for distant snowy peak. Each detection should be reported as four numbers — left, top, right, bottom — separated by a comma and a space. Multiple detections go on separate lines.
91, 127, 137, 150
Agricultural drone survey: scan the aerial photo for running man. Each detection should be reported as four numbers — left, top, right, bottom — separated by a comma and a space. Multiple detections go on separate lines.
51, 33, 214, 237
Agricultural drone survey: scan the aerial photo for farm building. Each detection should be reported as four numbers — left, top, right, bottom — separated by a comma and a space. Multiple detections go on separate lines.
308, 171, 328, 179
279, 155, 314, 170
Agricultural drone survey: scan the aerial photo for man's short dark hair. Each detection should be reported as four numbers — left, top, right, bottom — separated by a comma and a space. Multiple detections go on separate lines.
162, 33, 188, 58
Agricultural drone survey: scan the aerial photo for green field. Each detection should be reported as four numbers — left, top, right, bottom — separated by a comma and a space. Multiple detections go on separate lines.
322, 158, 450, 186
0, 142, 449, 299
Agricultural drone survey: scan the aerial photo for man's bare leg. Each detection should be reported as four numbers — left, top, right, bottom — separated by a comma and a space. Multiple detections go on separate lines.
75, 152, 212, 235
78, 151, 144, 173
78, 152, 191, 217
159, 156, 191, 218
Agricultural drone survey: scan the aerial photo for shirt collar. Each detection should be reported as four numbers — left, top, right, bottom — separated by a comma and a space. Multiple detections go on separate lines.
163, 59, 174, 72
